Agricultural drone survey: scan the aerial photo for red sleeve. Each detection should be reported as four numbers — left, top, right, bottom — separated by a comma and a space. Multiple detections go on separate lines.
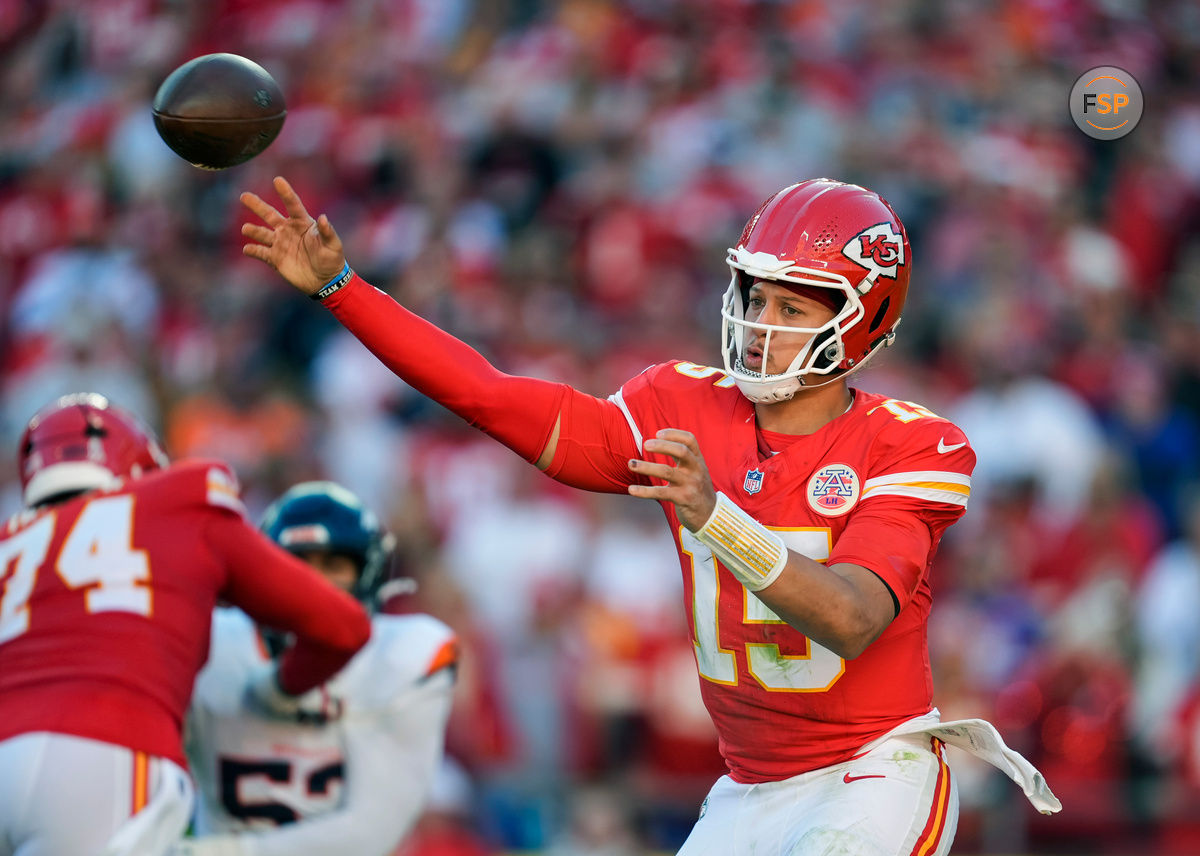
828, 501, 941, 610
829, 411, 974, 609
324, 273, 641, 493
323, 275, 566, 463
542, 388, 642, 493
205, 515, 371, 694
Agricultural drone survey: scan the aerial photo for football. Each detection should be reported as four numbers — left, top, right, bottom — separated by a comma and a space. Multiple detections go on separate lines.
152, 53, 286, 170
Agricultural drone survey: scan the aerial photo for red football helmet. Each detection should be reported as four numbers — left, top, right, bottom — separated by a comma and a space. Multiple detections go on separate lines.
723, 178, 911, 402
19, 393, 168, 507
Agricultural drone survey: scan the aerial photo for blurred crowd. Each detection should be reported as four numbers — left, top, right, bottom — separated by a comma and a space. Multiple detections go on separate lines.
3, 0, 1200, 853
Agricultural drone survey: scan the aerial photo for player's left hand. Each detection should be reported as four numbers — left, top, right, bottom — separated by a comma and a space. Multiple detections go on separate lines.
627, 428, 717, 531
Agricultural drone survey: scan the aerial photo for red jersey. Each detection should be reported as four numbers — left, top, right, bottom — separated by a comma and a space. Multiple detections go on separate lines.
602, 361, 974, 782
0, 460, 370, 766
319, 279, 974, 782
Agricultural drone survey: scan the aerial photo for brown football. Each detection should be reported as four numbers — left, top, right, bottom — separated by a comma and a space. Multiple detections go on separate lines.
152, 53, 286, 170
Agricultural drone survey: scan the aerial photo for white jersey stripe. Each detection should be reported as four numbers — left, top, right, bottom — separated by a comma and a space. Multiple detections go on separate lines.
862, 470, 971, 490
608, 388, 644, 452
861, 485, 969, 507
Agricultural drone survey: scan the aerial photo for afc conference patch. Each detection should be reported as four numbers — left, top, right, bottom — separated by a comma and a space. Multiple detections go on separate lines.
807, 463, 860, 516
744, 468, 765, 494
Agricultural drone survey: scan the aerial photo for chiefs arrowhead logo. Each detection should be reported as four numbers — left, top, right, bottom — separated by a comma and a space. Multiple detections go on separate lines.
842, 222, 905, 288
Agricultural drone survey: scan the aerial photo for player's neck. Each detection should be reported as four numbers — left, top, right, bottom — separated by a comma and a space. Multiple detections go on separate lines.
755, 381, 853, 436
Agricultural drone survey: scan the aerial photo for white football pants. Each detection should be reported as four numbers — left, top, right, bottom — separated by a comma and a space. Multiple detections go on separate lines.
677, 730, 957, 856
0, 732, 194, 856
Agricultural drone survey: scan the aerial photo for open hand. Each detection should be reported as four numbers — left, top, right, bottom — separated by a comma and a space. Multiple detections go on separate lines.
627, 428, 717, 531
241, 176, 346, 296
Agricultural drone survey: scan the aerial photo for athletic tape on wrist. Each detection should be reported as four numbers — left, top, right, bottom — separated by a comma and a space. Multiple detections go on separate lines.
693, 492, 787, 591
312, 261, 353, 301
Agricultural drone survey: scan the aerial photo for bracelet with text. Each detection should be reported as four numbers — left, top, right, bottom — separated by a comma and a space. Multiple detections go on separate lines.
693, 491, 787, 591
312, 262, 353, 301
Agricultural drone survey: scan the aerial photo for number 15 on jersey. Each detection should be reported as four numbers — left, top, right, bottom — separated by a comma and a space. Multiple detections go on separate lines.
681, 527, 845, 692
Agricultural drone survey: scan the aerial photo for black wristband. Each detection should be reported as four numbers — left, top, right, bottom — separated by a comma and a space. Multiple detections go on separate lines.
312, 262, 353, 301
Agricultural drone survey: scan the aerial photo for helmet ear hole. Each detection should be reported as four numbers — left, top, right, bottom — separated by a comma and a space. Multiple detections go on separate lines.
868, 296, 891, 333
737, 271, 753, 304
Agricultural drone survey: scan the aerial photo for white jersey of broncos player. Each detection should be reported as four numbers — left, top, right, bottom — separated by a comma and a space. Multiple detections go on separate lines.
183, 608, 457, 856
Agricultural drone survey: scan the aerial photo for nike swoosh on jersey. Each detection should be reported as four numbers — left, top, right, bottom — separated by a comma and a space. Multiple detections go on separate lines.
843, 772, 887, 783
937, 438, 967, 454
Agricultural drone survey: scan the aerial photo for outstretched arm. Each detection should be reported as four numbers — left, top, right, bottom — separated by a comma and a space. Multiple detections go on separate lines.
241, 177, 640, 491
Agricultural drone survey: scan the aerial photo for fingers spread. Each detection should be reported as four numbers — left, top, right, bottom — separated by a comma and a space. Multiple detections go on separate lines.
655, 428, 701, 454
641, 437, 692, 464
628, 458, 681, 483
273, 176, 311, 220
241, 223, 274, 245
240, 192, 284, 227
316, 214, 343, 250
628, 483, 665, 500
242, 244, 275, 266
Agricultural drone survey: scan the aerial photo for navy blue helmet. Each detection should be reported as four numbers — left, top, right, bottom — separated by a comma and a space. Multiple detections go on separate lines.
261, 481, 396, 607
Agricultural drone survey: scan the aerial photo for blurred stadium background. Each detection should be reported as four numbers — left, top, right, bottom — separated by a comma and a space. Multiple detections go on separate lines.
2, 1, 1200, 854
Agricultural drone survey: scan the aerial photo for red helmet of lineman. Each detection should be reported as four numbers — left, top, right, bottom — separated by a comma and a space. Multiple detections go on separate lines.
723, 178, 911, 403
19, 393, 168, 507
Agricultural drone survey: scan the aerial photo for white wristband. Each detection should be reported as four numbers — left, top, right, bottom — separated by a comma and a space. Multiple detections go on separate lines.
693, 492, 788, 591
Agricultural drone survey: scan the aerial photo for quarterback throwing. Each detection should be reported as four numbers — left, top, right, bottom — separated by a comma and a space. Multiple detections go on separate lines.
241, 176, 1060, 855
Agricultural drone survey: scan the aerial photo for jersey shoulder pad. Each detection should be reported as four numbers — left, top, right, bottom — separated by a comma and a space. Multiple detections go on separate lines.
613, 361, 739, 429
855, 392, 974, 508
138, 459, 247, 518
622, 360, 737, 395
370, 613, 459, 688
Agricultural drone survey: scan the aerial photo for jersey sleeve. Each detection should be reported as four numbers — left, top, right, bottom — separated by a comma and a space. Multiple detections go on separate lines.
379, 615, 460, 700
606, 361, 676, 451
195, 471, 370, 695
544, 360, 728, 493
155, 459, 249, 518
829, 419, 974, 611
548, 360, 688, 483
541, 385, 644, 493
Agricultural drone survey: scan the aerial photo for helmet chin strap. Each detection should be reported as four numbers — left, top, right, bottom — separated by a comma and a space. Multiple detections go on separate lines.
734, 334, 891, 405
731, 362, 802, 403
733, 366, 851, 404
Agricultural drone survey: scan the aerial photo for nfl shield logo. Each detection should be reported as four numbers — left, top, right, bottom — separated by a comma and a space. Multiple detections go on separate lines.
744, 468, 765, 494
